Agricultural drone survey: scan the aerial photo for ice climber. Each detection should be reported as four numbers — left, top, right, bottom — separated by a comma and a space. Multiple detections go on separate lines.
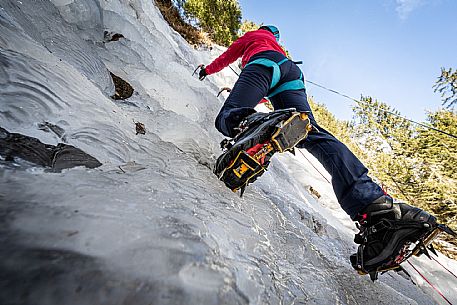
197, 25, 449, 280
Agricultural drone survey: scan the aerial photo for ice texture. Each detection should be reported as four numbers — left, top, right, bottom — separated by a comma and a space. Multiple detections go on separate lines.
0, 0, 456, 304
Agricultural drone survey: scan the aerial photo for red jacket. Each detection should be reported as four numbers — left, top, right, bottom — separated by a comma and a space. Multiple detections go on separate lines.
205, 29, 287, 75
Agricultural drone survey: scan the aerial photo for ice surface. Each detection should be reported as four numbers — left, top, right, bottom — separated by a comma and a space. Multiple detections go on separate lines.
0, 0, 456, 304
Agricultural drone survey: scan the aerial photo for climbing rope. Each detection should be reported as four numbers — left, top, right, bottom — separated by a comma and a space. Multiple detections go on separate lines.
228, 65, 240, 77
407, 261, 454, 305
226, 64, 457, 140
297, 142, 457, 303
431, 256, 457, 280
305, 80, 457, 140
224, 64, 456, 303
296, 149, 331, 184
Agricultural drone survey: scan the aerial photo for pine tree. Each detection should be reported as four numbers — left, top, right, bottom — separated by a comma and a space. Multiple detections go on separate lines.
183, 0, 241, 46
239, 20, 259, 35
414, 110, 457, 231
434, 67, 457, 108
352, 97, 457, 247
351, 97, 418, 202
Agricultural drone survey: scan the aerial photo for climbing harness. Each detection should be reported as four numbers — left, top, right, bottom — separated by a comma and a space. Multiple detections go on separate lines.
244, 58, 306, 98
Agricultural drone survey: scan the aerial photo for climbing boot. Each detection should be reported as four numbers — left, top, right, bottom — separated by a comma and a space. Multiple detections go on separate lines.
214, 108, 312, 195
350, 195, 456, 281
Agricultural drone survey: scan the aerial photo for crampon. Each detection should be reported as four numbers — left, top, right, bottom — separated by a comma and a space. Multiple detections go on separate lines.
350, 218, 457, 281
214, 108, 312, 196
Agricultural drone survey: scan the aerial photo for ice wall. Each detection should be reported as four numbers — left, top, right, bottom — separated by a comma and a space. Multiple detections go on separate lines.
0, 0, 454, 304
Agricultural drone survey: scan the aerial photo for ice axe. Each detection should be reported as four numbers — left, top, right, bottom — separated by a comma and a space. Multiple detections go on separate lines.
192, 64, 204, 75
192, 64, 206, 80
217, 87, 232, 97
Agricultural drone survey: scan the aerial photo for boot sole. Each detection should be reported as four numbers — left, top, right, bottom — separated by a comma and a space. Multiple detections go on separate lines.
216, 112, 312, 193
271, 112, 311, 153
352, 218, 443, 278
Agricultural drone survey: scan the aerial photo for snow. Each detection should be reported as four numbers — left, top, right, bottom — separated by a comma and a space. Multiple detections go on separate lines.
0, 0, 456, 304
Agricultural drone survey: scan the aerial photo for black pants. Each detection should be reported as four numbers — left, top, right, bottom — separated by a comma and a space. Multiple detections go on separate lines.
215, 51, 384, 218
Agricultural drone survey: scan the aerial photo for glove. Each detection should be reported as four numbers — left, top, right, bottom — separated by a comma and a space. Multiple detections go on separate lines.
199, 67, 207, 81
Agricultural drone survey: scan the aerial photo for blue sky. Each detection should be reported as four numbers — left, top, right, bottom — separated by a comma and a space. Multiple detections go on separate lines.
238, 0, 457, 122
